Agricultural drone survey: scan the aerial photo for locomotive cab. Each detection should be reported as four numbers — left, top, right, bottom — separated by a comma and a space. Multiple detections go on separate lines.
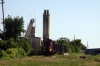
42, 38, 55, 56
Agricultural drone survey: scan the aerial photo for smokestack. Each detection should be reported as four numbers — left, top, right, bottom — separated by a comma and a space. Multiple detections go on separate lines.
43, 10, 50, 41
47, 10, 49, 15
44, 10, 46, 15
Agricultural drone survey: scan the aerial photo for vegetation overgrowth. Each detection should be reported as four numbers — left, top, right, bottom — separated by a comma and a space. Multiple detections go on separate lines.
0, 53, 100, 66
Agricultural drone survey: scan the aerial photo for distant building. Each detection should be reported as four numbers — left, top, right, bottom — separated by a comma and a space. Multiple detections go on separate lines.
85, 48, 100, 55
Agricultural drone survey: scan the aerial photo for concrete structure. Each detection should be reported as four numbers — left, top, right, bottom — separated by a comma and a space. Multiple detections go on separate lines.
32, 37, 41, 50
25, 19, 35, 39
25, 19, 41, 51
43, 10, 50, 41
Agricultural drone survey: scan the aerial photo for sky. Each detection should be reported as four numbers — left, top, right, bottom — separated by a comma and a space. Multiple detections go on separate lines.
0, 0, 100, 48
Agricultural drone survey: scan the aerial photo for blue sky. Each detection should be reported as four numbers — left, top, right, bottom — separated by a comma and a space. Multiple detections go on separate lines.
0, 0, 100, 48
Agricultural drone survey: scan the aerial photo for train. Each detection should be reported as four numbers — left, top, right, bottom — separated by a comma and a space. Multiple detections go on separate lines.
41, 38, 67, 56
41, 38, 56, 56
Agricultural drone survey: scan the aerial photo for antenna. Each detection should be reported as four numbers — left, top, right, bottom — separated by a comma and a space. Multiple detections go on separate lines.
34, 8, 36, 36
34, 8, 35, 20
0, 0, 5, 40
74, 34, 75, 40
30, 15, 31, 19
34, 9, 36, 27
87, 41, 88, 49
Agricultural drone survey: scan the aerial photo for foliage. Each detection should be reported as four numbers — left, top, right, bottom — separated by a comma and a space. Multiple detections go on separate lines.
0, 50, 9, 59
16, 48, 26, 58
56, 37, 70, 45
0, 48, 26, 59
55, 37, 86, 53
6, 38, 17, 48
29, 49, 40, 56
1, 15, 25, 40
0, 38, 17, 50
0, 38, 32, 57
0, 15, 33, 58
20, 38, 32, 55
0, 40, 8, 50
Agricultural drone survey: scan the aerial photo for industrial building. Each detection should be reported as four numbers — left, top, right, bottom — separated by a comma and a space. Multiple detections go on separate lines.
24, 19, 41, 51
85, 48, 100, 55
24, 10, 68, 54
24, 10, 50, 52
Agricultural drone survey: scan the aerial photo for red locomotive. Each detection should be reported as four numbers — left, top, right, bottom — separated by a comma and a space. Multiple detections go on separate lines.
41, 38, 56, 56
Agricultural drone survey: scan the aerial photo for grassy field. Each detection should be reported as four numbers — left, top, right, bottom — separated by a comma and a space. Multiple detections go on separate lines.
0, 54, 100, 66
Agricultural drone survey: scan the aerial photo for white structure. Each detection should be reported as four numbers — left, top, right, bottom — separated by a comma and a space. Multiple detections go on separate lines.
25, 19, 41, 51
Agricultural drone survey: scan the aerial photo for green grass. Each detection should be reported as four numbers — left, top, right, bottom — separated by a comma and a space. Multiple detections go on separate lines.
0, 54, 100, 66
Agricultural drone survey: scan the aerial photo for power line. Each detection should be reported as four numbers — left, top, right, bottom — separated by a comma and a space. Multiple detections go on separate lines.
0, 0, 5, 40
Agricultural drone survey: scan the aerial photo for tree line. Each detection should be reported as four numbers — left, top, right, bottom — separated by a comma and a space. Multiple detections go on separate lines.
55, 37, 86, 53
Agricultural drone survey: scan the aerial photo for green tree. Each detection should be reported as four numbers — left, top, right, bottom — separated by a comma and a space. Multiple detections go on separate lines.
56, 37, 70, 53
70, 39, 86, 53
1, 15, 24, 40
55, 37, 86, 53
56, 37, 70, 44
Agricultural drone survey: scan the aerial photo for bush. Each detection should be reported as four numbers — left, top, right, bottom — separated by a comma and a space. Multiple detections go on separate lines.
0, 40, 8, 50
29, 49, 40, 56
20, 38, 32, 55
0, 38, 17, 50
0, 48, 26, 59
6, 38, 17, 48
0, 50, 9, 59
17, 48, 26, 57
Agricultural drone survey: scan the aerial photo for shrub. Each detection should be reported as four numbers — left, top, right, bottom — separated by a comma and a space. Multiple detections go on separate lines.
0, 38, 17, 50
6, 38, 17, 48
0, 40, 8, 50
29, 49, 40, 56
0, 50, 9, 59
17, 48, 26, 57
20, 38, 32, 55
0, 48, 26, 59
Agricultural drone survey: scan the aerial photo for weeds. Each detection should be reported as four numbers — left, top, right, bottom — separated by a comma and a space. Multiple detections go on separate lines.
0, 54, 100, 66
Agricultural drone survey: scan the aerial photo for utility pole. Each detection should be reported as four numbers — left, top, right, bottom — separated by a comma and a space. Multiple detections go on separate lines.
0, 0, 5, 40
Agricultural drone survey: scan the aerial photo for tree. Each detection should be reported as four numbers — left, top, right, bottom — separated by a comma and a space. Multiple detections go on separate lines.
55, 37, 86, 53
56, 37, 70, 44
1, 15, 24, 40
70, 39, 86, 53
55, 37, 70, 53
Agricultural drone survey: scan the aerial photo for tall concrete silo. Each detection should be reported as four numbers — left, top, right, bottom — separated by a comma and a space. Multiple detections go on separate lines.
43, 10, 50, 41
